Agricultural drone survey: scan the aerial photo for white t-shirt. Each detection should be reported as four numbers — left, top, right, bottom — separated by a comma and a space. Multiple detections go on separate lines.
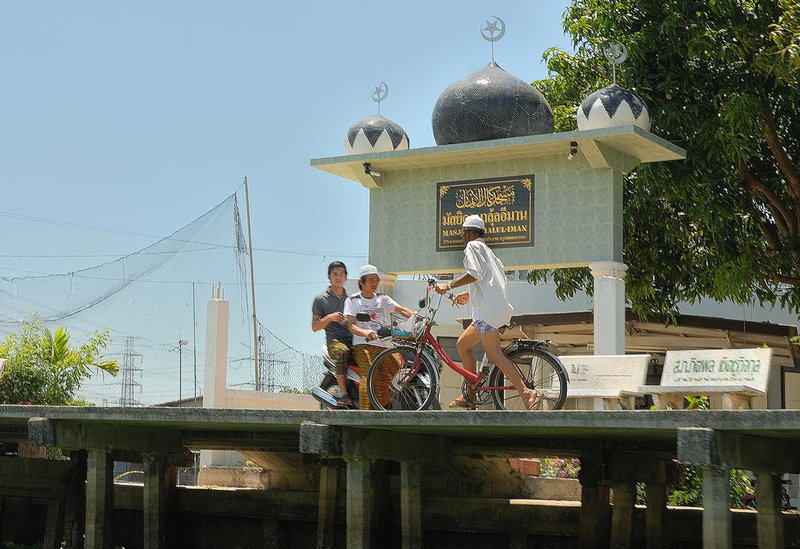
343, 292, 400, 348
463, 238, 513, 329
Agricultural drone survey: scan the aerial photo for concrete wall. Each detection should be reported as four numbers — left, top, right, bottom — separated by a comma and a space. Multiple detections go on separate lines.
368, 152, 624, 273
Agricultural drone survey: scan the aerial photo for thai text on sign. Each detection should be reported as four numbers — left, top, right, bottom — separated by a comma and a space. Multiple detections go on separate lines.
661, 348, 773, 392
436, 175, 534, 251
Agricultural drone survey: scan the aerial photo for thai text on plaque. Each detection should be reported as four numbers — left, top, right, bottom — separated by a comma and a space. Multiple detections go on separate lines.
437, 175, 534, 250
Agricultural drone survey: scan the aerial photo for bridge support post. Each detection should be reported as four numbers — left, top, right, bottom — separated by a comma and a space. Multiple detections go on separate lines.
143, 452, 178, 549
316, 463, 340, 548
85, 448, 113, 549
702, 466, 731, 549
400, 461, 423, 549
610, 480, 635, 549
645, 483, 667, 549
755, 471, 783, 549
578, 450, 610, 549
346, 457, 376, 549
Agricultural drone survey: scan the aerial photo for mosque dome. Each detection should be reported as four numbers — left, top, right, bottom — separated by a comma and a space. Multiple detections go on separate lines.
344, 115, 409, 155
577, 84, 651, 131
431, 61, 554, 146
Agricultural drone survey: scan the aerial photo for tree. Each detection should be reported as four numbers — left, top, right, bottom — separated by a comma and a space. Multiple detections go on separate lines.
531, 0, 800, 318
0, 316, 118, 405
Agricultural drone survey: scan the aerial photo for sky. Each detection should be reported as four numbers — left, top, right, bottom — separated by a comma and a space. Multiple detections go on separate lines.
0, 1, 574, 376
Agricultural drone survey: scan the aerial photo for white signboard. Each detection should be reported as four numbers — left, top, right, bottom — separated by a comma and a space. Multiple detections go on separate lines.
661, 348, 772, 392
560, 355, 650, 392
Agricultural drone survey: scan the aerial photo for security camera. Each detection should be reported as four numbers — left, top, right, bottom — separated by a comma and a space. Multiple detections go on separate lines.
363, 163, 382, 177
567, 141, 578, 160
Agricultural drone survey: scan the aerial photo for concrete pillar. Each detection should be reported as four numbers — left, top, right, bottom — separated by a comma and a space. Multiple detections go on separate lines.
589, 261, 627, 355
755, 471, 783, 549
84, 448, 113, 549
316, 464, 340, 549
346, 457, 374, 549
43, 500, 62, 549
378, 273, 397, 297
645, 483, 667, 549
200, 299, 229, 468
400, 461, 423, 549
578, 451, 611, 549
143, 453, 176, 549
610, 481, 635, 549
701, 467, 731, 549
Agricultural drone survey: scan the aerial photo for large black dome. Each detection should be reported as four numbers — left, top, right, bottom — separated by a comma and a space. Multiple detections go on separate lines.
432, 61, 554, 146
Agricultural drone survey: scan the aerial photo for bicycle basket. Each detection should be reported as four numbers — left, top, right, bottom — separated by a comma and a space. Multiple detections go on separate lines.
390, 313, 422, 340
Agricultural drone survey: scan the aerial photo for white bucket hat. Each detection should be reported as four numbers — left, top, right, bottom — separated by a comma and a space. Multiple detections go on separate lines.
358, 264, 380, 278
462, 214, 486, 231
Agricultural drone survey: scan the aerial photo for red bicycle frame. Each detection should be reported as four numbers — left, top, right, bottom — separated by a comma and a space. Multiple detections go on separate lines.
402, 322, 515, 392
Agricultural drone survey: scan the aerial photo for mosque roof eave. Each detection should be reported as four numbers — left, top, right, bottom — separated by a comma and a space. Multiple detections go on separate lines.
311, 125, 686, 188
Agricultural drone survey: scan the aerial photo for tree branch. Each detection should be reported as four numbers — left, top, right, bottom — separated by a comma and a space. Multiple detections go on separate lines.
762, 108, 800, 199
761, 267, 800, 287
739, 162, 796, 236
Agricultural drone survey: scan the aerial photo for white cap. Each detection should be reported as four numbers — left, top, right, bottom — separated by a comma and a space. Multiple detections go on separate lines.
462, 214, 485, 231
358, 264, 380, 278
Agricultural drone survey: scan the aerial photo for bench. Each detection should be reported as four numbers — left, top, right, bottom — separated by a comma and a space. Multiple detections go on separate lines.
640, 348, 772, 410
560, 354, 651, 410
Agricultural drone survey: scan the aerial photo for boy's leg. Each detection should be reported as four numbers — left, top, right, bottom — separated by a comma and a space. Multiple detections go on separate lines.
327, 339, 351, 398
351, 345, 373, 410
480, 329, 538, 409
372, 349, 402, 408
455, 324, 481, 374
450, 324, 482, 408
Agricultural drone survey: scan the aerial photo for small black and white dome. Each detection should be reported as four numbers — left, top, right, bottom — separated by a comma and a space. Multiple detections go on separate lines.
344, 115, 409, 155
577, 84, 651, 131
432, 61, 554, 146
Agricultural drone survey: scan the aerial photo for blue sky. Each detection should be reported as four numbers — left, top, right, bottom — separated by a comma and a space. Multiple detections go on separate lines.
0, 1, 573, 366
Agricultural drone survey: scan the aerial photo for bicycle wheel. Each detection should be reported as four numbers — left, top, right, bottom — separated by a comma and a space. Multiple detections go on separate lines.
489, 349, 568, 410
366, 346, 438, 411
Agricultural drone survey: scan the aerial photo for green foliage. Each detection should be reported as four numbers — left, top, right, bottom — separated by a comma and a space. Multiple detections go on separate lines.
540, 457, 581, 478
0, 315, 118, 405
667, 466, 754, 509
533, 0, 800, 318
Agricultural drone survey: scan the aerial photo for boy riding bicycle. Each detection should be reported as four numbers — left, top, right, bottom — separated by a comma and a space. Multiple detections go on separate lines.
435, 215, 539, 410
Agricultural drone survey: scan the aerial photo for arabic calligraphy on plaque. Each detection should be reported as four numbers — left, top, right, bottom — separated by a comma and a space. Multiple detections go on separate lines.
437, 175, 534, 251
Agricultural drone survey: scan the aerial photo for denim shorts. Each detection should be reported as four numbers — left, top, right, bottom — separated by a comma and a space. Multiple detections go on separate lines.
472, 320, 496, 334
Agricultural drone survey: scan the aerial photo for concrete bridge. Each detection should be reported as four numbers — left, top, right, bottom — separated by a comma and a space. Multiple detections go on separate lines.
1, 406, 800, 548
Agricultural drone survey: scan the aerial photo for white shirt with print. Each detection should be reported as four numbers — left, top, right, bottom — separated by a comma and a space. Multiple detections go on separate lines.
463, 238, 513, 329
343, 292, 400, 348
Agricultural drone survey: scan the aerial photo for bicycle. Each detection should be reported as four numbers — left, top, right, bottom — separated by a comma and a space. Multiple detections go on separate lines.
365, 279, 569, 411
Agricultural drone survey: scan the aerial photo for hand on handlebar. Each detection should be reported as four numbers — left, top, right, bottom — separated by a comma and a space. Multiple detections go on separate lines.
366, 330, 379, 341
453, 291, 469, 306
435, 283, 449, 295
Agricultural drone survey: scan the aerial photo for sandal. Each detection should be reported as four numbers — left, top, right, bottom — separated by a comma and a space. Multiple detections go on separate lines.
449, 382, 478, 410
448, 396, 477, 410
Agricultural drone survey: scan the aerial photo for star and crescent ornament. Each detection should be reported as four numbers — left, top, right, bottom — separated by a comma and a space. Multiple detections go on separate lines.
371, 81, 388, 114
480, 16, 506, 61
480, 16, 506, 42
603, 42, 628, 84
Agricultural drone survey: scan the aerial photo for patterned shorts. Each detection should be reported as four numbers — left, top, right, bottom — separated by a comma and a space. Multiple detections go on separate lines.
472, 320, 497, 334
352, 344, 401, 410
327, 339, 352, 376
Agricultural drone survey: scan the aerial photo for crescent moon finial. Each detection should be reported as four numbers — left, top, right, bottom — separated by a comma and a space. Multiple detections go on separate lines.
480, 16, 506, 62
371, 82, 389, 115
603, 42, 628, 85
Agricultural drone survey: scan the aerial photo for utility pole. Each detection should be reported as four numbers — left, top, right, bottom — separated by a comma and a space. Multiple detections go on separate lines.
178, 339, 189, 406
243, 177, 260, 390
